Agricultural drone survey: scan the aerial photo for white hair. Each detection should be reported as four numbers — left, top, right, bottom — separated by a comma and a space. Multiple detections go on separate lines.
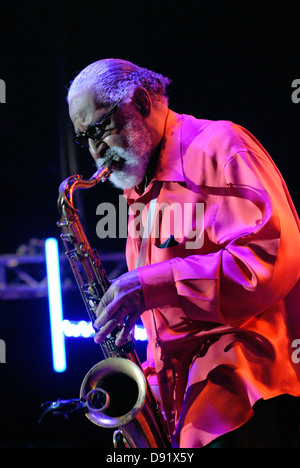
67, 58, 171, 107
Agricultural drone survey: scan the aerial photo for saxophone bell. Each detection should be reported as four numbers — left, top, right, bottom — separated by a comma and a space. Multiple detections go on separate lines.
80, 357, 147, 428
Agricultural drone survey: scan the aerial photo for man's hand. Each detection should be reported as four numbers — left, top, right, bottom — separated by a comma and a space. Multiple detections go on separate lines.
93, 269, 145, 347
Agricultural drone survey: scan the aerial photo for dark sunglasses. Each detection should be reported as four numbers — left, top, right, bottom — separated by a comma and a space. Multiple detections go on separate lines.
72, 97, 122, 148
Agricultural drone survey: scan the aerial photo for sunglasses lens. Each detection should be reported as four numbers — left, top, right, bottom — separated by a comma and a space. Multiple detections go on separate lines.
73, 135, 89, 148
87, 124, 105, 140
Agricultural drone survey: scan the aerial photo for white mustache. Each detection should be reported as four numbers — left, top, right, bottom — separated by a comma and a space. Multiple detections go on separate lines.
96, 151, 123, 169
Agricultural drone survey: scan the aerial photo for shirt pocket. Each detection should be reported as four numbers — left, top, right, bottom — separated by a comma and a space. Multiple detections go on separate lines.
150, 235, 201, 264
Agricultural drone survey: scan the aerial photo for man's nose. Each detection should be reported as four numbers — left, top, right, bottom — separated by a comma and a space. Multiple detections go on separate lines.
89, 139, 108, 161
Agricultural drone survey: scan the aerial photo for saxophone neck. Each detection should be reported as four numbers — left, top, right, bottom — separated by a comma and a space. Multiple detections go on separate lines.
91, 166, 112, 184
58, 166, 112, 213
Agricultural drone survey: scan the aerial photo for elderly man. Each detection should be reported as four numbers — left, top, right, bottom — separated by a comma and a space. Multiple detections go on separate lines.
67, 58, 300, 448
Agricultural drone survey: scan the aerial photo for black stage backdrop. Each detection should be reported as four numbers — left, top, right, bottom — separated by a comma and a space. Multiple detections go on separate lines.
0, 0, 299, 448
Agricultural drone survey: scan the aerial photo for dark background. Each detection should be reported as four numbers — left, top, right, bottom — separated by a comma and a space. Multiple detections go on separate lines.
0, 0, 299, 448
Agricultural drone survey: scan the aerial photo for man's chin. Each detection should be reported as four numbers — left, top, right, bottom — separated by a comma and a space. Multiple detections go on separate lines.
109, 170, 144, 190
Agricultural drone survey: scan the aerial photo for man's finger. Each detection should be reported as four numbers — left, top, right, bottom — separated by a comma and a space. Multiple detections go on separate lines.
115, 312, 139, 346
94, 316, 120, 343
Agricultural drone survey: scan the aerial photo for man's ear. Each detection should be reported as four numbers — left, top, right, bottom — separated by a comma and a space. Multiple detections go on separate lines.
132, 87, 151, 117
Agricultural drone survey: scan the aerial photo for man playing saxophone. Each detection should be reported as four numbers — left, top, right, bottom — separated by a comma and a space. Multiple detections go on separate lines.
67, 58, 300, 448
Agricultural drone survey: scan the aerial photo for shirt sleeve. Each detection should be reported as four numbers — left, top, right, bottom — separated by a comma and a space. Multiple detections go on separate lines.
138, 149, 300, 325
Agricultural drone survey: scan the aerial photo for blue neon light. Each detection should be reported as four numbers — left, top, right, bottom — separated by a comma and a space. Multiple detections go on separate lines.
45, 238, 67, 373
45, 238, 147, 373
134, 324, 148, 342
62, 319, 94, 338
61, 319, 148, 341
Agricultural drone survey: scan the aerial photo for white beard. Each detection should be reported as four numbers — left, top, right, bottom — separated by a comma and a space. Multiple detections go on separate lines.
96, 115, 153, 190
96, 146, 150, 190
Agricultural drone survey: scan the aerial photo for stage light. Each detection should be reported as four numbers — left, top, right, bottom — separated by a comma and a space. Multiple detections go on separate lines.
134, 324, 148, 342
45, 238, 67, 373
61, 319, 148, 342
62, 319, 94, 338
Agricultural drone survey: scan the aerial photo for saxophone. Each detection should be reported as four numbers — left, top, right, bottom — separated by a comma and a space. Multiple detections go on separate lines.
56, 166, 170, 448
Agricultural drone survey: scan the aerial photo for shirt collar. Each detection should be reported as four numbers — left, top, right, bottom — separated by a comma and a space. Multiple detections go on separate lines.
124, 109, 184, 202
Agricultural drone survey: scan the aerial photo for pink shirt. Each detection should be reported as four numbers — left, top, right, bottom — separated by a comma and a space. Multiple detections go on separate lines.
124, 110, 300, 448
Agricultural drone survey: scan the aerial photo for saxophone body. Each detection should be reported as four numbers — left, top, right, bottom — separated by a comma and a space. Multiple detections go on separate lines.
57, 166, 170, 448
